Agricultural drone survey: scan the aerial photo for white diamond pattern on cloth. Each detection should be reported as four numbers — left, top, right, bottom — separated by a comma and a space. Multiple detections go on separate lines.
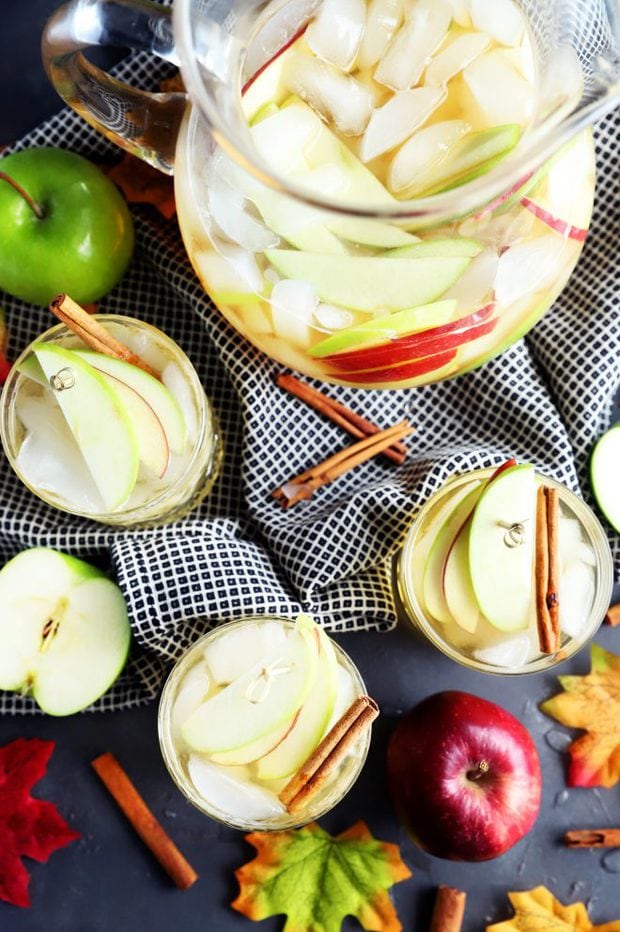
0, 53, 618, 714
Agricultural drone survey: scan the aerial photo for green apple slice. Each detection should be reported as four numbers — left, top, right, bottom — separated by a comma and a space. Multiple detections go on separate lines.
385, 238, 484, 259
309, 300, 457, 358
423, 483, 487, 623
399, 124, 522, 198
210, 714, 300, 766
469, 464, 537, 631
32, 344, 139, 510
257, 626, 339, 780
0, 548, 130, 715
182, 616, 319, 754
95, 371, 169, 478
590, 425, 620, 533
327, 218, 420, 249
72, 350, 186, 455
443, 520, 480, 634
265, 250, 471, 312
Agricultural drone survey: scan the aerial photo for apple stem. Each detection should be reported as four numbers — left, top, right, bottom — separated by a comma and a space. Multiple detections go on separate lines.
467, 760, 490, 782
0, 170, 45, 219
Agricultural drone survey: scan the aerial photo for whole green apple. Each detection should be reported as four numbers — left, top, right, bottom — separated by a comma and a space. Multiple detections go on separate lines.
0, 147, 134, 306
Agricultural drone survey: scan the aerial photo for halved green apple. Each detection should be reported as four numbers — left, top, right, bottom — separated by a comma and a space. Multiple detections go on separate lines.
71, 350, 187, 455
468, 464, 537, 631
310, 300, 457, 358
181, 616, 319, 755
590, 425, 620, 533
32, 343, 139, 511
265, 250, 471, 312
0, 548, 131, 715
256, 625, 338, 780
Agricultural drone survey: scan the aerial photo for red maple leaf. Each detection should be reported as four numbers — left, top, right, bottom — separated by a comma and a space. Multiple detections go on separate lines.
0, 739, 80, 908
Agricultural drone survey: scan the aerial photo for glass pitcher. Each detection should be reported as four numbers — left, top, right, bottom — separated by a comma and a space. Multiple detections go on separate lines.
42, 0, 620, 390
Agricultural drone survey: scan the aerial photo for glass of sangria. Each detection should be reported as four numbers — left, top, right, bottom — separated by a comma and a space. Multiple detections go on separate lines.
397, 461, 614, 674
43, 0, 620, 389
0, 309, 221, 526
158, 614, 375, 830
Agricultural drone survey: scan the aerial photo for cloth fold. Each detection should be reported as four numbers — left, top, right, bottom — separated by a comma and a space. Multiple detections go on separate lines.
1, 53, 618, 713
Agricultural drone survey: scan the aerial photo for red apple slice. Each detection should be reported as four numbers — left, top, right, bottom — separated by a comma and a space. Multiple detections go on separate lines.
241, 25, 308, 98
336, 349, 458, 384
325, 306, 497, 372
520, 197, 588, 242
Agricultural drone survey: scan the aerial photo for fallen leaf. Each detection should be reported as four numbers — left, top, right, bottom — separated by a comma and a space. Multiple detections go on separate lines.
106, 153, 176, 220
487, 885, 620, 931
540, 644, 620, 788
0, 738, 79, 907
232, 821, 411, 932
606, 604, 620, 627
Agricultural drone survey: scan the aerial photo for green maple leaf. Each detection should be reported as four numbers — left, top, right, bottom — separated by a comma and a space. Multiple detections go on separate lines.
232, 821, 412, 932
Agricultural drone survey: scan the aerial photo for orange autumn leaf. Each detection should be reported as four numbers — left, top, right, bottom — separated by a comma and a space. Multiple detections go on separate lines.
106, 153, 176, 220
232, 820, 411, 932
540, 644, 620, 788
487, 885, 620, 931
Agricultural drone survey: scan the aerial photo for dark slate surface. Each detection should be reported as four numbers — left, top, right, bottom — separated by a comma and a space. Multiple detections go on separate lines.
1, 2, 619, 929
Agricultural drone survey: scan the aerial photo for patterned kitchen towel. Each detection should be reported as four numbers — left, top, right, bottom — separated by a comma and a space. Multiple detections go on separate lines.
0, 52, 618, 712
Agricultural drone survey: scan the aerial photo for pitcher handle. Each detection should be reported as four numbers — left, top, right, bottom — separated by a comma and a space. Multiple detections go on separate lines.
42, 0, 187, 174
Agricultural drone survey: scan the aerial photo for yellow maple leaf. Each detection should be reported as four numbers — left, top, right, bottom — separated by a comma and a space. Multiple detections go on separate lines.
539, 644, 620, 788
487, 886, 620, 931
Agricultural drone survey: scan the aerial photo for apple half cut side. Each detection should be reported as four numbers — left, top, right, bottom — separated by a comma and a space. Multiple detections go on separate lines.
32, 343, 140, 511
0, 548, 131, 715
257, 625, 339, 780
181, 615, 319, 755
468, 463, 537, 632
590, 425, 620, 533
323, 305, 497, 373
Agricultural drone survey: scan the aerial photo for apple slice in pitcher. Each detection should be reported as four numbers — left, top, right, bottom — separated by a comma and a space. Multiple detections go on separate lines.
469, 463, 537, 631
182, 616, 319, 755
0, 548, 131, 715
32, 343, 139, 510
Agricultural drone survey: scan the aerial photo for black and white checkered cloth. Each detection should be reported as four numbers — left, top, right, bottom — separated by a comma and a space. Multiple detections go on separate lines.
1, 53, 618, 713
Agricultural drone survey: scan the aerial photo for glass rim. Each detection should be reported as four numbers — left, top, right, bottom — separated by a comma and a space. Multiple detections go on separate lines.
0, 314, 219, 525
397, 467, 614, 676
173, 0, 620, 222
158, 615, 371, 831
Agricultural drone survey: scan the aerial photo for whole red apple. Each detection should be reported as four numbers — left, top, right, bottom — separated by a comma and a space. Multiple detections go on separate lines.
387, 691, 541, 861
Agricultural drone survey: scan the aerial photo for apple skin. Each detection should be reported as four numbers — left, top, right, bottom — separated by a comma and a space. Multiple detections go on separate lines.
0, 148, 134, 306
336, 348, 457, 384
387, 691, 541, 861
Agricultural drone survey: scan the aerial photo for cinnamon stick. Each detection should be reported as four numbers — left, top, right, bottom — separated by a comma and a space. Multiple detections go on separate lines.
273, 420, 413, 508
50, 294, 158, 378
606, 603, 620, 627
91, 752, 198, 890
279, 696, 379, 814
430, 885, 467, 932
276, 373, 408, 465
535, 485, 560, 654
565, 829, 620, 849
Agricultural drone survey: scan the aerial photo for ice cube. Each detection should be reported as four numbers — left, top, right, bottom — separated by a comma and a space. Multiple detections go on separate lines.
204, 623, 271, 685
538, 46, 584, 123
258, 621, 289, 652
442, 247, 499, 310
306, 0, 366, 71
375, 0, 452, 90
495, 235, 568, 305
16, 394, 104, 512
357, 0, 404, 70
327, 665, 358, 731
360, 87, 445, 162
187, 755, 285, 821
283, 50, 373, 135
270, 279, 319, 348
474, 635, 531, 668
212, 238, 265, 293
559, 562, 595, 638
425, 32, 491, 86
387, 119, 470, 193
558, 517, 584, 568
470, 0, 525, 47
171, 661, 211, 741
443, 0, 470, 27
463, 51, 534, 127
104, 325, 170, 374
459, 207, 536, 249
161, 361, 199, 444
314, 303, 354, 331
208, 185, 278, 253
